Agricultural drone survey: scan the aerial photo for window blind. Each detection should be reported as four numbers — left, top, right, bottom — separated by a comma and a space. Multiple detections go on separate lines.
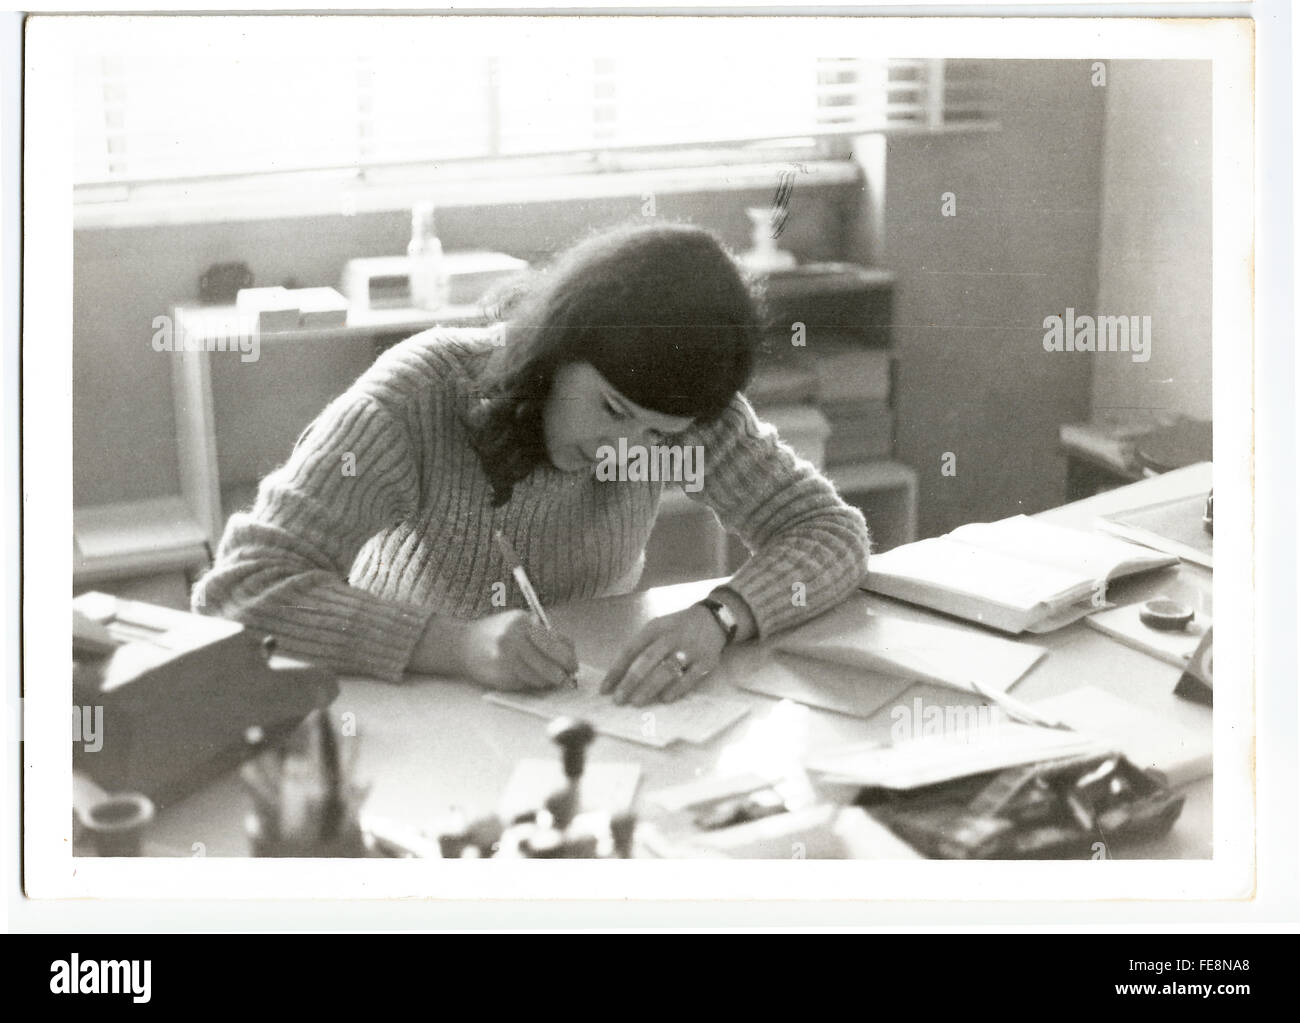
74, 56, 994, 194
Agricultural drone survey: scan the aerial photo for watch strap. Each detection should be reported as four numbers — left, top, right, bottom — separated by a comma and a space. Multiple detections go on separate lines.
698, 596, 739, 646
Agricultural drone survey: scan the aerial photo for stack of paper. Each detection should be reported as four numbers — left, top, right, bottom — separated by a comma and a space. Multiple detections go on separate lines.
1032, 686, 1211, 787
485, 664, 750, 749
731, 601, 1047, 720
806, 726, 1107, 790
805, 685, 1211, 793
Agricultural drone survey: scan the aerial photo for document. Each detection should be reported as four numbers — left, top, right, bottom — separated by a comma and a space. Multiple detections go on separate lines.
485, 663, 750, 748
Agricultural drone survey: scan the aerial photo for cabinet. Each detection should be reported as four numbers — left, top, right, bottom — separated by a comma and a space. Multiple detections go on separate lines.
734, 264, 918, 566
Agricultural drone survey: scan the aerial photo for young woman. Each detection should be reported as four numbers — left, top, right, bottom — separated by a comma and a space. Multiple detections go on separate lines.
193, 222, 870, 706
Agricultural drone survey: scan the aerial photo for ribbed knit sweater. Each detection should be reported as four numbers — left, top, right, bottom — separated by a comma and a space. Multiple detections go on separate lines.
192, 327, 871, 682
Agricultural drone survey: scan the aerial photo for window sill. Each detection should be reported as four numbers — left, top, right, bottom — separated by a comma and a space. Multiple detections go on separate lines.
73, 157, 865, 232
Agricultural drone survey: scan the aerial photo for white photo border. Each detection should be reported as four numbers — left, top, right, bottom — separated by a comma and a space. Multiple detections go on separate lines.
21, 13, 1256, 907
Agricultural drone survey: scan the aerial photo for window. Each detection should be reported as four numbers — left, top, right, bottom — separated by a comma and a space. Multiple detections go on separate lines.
75, 56, 994, 201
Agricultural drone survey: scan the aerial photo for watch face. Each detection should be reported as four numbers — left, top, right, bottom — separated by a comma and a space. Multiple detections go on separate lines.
703, 599, 736, 639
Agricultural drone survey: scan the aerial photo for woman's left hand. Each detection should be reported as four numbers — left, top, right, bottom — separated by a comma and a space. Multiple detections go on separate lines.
601, 605, 728, 706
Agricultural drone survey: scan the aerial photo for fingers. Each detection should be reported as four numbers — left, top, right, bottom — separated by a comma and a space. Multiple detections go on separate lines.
601, 632, 649, 694
626, 659, 684, 707
512, 641, 569, 690
659, 662, 709, 704
612, 637, 676, 706
506, 619, 574, 690
526, 620, 579, 676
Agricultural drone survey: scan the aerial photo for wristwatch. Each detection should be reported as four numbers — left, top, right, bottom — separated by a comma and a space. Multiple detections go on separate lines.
697, 596, 739, 647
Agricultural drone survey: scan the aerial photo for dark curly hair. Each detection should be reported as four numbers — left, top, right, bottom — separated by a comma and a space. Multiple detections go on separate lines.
466, 221, 763, 506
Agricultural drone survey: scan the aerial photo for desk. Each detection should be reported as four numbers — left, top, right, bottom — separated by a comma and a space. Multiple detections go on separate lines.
127, 463, 1214, 860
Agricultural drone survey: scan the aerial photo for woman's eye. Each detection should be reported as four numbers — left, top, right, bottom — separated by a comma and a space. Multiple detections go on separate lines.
604, 400, 627, 421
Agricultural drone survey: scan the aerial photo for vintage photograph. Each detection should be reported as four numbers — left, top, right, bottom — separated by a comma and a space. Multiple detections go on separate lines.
23, 14, 1255, 900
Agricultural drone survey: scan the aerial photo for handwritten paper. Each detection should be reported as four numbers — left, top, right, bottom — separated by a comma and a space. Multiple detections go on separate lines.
484, 663, 750, 748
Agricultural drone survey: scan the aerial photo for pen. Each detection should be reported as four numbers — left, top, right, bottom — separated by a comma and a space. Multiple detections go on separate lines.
965, 678, 1073, 731
494, 530, 577, 687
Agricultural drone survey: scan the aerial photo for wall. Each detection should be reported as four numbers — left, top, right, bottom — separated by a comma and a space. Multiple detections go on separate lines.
74, 181, 857, 506
1092, 60, 1212, 422
879, 60, 1107, 538
77, 59, 1160, 540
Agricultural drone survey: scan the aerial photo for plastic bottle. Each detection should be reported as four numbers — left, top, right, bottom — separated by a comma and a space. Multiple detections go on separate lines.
407, 201, 450, 310
739, 207, 797, 274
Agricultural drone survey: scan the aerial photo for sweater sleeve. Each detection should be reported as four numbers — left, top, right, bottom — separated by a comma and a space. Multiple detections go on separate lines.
678, 392, 871, 638
191, 391, 435, 682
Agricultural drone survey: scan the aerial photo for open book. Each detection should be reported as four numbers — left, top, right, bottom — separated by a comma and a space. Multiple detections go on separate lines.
862, 515, 1178, 634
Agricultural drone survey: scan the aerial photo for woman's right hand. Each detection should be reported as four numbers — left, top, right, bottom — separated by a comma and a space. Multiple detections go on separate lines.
456, 610, 579, 692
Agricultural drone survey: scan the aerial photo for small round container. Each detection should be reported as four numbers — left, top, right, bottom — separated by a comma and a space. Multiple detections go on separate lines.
77, 792, 155, 857
1139, 598, 1195, 632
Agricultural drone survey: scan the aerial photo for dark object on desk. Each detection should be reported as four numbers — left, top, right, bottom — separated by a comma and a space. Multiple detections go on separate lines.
199, 261, 254, 305
1059, 415, 1210, 501
242, 709, 369, 857
758, 262, 894, 348
857, 753, 1184, 859
72, 592, 338, 806
412, 716, 637, 859
1135, 419, 1213, 475
74, 791, 155, 856
1175, 628, 1214, 707
1139, 598, 1195, 631
693, 787, 788, 831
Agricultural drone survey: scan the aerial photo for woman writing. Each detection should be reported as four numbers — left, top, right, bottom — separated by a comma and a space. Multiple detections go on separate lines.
193, 222, 870, 706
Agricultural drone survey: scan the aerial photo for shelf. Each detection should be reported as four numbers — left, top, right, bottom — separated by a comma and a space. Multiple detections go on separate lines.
825, 460, 919, 552
173, 303, 489, 347
74, 495, 209, 585
826, 460, 917, 494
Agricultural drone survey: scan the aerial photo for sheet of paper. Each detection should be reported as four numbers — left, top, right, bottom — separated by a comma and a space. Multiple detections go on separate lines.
805, 726, 1107, 790
952, 515, 1177, 579
645, 771, 774, 814
484, 663, 749, 748
1099, 495, 1213, 568
1034, 686, 1211, 788
773, 603, 1047, 695
736, 651, 915, 720
1023, 599, 1102, 634
1085, 602, 1211, 667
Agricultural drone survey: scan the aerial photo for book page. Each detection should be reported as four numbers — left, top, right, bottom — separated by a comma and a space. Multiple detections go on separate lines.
951, 515, 1176, 580
867, 537, 1094, 613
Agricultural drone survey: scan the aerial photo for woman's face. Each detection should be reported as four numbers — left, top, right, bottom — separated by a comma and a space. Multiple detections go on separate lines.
542, 362, 695, 472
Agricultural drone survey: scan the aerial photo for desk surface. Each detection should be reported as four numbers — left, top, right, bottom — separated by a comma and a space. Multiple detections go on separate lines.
136, 463, 1214, 860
